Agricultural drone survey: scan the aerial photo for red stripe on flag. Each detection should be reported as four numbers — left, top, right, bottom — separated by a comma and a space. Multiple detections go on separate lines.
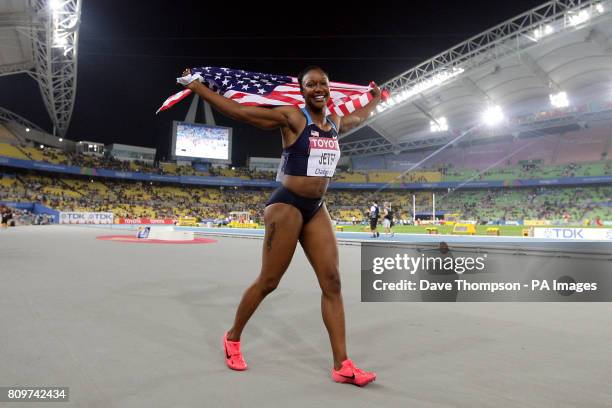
156, 89, 193, 114
338, 104, 351, 116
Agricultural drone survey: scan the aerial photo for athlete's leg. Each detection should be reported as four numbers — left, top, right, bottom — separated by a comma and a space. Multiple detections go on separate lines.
226, 203, 303, 341
299, 204, 347, 369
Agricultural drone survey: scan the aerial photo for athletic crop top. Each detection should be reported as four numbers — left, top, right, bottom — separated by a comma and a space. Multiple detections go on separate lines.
276, 108, 341, 181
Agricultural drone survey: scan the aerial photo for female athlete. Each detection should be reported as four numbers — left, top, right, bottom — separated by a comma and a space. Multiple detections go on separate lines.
182, 66, 381, 386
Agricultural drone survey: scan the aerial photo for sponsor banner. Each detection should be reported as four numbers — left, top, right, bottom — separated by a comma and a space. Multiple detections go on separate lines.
59, 212, 114, 224
361, 241, 612, 301
533, 227, 612, 241
524, 219, 551, 227
118, 218, 175, 225
0, 201, 34, 210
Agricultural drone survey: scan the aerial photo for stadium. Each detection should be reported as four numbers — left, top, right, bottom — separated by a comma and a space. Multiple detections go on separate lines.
1, 0, 612, 407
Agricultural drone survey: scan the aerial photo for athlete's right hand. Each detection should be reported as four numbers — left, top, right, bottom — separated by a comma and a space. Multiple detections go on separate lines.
177, 68, 203, 90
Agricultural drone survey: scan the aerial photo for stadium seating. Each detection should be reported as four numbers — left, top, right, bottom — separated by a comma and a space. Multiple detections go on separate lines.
0, 125, 20, 144
556, 128, 608, 164
0, 173, 17, 189
333, 171, 367, 182
1, 132, 610, 185
22, 146, 47, 162
1, 169, 610, 224
1, 125, 611, 226
0, 143, 29, 160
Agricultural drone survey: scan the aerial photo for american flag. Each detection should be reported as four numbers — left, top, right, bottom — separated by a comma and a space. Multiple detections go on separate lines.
157, 66, 388, 115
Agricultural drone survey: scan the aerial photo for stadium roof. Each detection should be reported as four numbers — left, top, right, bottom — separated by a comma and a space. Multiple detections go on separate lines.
0, 0, 81, 137
341, 0, 612, 157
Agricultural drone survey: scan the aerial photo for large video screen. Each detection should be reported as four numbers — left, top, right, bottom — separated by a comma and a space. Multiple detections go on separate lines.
172, 121, 231, 162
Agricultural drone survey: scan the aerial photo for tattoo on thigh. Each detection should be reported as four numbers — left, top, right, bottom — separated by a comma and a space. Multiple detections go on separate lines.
267, 222, 276, 252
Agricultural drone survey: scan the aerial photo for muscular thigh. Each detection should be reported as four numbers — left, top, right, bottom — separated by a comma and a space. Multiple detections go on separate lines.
299, 204, 339, 280
260, 203, 303, 278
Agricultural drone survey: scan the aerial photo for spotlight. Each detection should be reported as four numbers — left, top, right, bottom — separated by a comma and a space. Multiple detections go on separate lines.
532, 25, 554, 41
25, 128, 30, 132
550, 91, 569, 108
569, 10, 589, 26
50, 0, 63, 10
59, 138, 63, 142
430, 117, 448, 132
40, 145, 44, 149
53, 35, 68, 48
482, 105, 504, 126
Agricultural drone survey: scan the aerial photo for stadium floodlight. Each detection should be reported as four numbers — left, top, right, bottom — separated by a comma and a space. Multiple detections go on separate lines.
53, 34, 68, 48
550, 91, 570, 108
403, 67, 464, 101
50, 0, 63, 10
532, 25, 554, 41
482, 105, 505, 126
430, 117, 448, 132
376, 67, 464, 114
568, 10, 590, 26
396, 90, 411, 103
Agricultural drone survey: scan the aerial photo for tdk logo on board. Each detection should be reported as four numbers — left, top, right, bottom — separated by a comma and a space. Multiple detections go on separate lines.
86, 213, 112, 220
545, 228, 584, 239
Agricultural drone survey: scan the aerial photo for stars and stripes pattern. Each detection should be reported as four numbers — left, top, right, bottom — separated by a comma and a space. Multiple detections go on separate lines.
157, 66, 386, 116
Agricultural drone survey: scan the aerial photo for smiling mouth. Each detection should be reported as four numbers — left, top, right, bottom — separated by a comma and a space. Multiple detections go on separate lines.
313, 95, 326, 102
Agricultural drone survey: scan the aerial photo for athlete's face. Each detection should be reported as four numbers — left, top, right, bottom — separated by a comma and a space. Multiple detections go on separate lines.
301, 70, 330, 110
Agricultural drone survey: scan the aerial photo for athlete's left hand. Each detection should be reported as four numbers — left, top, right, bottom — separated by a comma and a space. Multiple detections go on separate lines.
369, 81, 381, 99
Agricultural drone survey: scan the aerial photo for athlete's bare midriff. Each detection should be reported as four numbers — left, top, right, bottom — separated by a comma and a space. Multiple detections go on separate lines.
281, 174, 330, 198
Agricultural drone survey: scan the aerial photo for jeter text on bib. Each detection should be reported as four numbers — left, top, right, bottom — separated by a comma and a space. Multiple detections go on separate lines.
307, 136, 341, 177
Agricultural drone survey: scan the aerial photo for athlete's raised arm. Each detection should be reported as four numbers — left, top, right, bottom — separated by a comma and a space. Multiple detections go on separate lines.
336, 82, 382, 134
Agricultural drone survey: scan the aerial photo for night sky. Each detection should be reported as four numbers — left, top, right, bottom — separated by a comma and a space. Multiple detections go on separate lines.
0, 0, 545, 165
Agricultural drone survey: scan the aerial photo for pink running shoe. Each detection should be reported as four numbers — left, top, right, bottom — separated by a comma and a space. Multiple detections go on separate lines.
223, 333, 247, 371
331, 359, 376, 386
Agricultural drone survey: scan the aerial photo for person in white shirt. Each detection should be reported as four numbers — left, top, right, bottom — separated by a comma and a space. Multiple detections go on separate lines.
369, 201, 380, 238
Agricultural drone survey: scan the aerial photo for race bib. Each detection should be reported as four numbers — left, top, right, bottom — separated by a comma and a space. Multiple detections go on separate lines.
307, 136, 341, 177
